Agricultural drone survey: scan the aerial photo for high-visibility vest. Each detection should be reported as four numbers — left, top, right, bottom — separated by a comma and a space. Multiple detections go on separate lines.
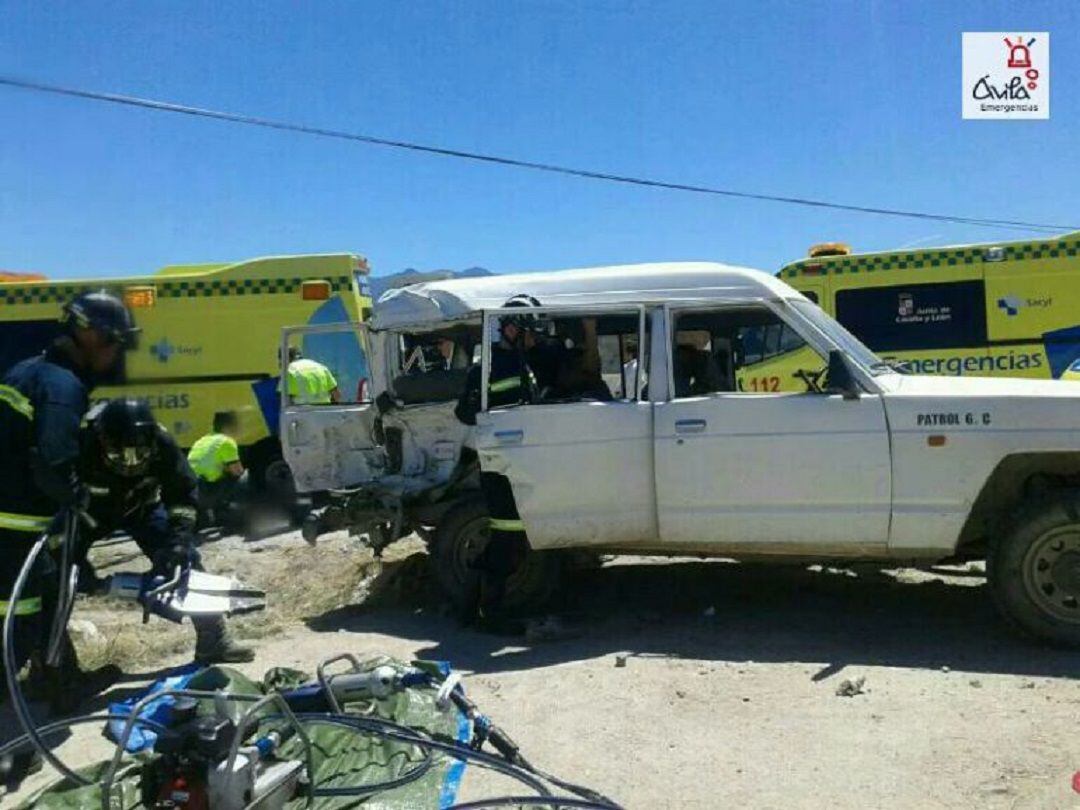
187, 433, 240, 483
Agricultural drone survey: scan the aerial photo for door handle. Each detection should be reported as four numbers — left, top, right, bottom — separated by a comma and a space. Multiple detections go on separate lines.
494, 429, 524, 445
674, 419, 707, 434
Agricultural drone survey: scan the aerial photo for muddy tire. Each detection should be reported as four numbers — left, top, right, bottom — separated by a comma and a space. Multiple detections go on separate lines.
989, 491, 1080, 647
429, 497, 563, 613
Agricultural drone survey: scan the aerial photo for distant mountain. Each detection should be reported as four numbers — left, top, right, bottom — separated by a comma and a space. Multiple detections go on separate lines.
369, 266, 494, 300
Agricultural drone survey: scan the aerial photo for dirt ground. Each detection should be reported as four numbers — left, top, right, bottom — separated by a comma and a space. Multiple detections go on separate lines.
6, 526, 1080, 809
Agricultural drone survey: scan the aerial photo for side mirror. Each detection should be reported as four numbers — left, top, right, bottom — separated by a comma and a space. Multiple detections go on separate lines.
826, 350, 861, 400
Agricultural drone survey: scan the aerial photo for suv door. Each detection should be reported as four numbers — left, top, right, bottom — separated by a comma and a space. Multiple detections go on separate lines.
654, 301, 892, 552
474, 305, 657, 549
279, 322, 380, 493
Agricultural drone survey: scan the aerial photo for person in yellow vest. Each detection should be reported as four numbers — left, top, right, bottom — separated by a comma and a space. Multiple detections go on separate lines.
187, 411, 248, 532
284, 347, 341, 405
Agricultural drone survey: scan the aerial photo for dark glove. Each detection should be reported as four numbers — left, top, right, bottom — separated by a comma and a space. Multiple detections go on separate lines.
151, 541, 195, 576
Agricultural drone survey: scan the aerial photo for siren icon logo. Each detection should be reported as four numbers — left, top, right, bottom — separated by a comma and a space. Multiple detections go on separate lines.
962, 32, 1050, 120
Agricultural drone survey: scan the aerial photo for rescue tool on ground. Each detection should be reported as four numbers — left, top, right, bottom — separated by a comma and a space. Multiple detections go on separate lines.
2, 640, 621, 809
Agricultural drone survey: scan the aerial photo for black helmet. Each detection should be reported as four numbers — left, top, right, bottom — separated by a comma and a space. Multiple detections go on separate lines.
95, 398, 158, 477
500, 294, 546, 334
63, 291, 140, 349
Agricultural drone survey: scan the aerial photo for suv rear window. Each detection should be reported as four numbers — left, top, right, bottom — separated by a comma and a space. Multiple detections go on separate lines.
835, 280, 987, 352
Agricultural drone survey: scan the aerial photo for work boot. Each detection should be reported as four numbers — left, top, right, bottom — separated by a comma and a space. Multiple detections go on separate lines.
34, 635, 122, 715
192, 616, 254, 664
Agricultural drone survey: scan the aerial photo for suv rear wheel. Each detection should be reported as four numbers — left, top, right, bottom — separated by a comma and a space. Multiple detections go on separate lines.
989, 490, 1080, 646
429, 497, 563, 614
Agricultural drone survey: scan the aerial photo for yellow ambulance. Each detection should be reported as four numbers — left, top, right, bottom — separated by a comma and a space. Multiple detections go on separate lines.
0, 253, 373, 486
740, 231, 1080, 391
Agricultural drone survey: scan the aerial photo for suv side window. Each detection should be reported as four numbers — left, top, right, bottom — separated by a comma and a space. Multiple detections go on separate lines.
532, 311, 646, 403
670, 306, 826, 397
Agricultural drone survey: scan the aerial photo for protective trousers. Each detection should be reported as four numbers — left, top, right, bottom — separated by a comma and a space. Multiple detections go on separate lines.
475, 472, 529, 619
0, 526, 51, 683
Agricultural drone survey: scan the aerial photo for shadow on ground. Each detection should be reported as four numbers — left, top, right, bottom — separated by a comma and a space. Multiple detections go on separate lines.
306, 551, 1080, 680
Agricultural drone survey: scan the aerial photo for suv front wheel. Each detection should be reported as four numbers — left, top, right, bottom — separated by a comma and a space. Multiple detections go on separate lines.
989, 491, 1080, 647
429, 497, 563, 614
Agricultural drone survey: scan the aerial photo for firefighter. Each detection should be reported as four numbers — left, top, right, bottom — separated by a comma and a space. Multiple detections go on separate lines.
284, 347, 341, 404
79, 398, 254, 664
454, 294, 544, 635
0, 291, 138, 784
188, 411, 249, 532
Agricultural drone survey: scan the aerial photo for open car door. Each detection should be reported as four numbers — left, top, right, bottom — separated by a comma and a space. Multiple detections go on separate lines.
473, 304, 658, 549
279, 322, 380, 493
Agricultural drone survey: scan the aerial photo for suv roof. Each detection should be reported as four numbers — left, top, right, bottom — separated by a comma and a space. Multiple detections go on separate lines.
372, 261, 800, 330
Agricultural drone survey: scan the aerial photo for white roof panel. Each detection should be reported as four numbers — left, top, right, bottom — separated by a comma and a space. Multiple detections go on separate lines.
372, 262, 798, 330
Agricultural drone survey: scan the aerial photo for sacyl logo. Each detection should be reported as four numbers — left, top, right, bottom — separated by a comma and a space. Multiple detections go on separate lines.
997, 295, 1052, 317
997, 296, 1022, 317
149, 338, 203, 363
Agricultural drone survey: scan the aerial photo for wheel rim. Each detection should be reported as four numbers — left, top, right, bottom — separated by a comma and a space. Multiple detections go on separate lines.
451, 516, 490, 582
264, 460, 296, 498
450, 516, 537, 600
1022, 525, 1080, 624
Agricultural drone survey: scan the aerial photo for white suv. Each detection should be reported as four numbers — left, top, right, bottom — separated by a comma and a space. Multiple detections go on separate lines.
281, 262, 1080, 646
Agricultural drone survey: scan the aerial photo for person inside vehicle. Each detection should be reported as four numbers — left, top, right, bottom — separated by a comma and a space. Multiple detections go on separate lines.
548, 317, 612, 401
78, 398, 254, 663
187, 411, 249, 532
673, 331, 725, 396
454, 294, 544, 635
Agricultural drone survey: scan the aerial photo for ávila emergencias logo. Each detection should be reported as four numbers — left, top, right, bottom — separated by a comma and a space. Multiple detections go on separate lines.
962, 32, 1049, 120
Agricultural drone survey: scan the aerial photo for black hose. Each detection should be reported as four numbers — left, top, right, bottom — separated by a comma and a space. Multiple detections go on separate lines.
292, 713, 552, 797
525, 763, 623, 808
0, 714, 169, 758
2, 529, 91, 786
248, 714, 436, 798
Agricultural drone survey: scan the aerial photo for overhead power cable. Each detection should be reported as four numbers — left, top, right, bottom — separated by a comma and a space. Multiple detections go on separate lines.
1, 75, 1075, 235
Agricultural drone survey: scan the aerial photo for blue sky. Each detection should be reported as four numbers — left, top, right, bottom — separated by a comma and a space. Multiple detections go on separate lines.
0, 1, 1076, 280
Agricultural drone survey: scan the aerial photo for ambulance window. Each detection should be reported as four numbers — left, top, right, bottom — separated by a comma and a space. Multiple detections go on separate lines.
798, 290, 820, 304
835, 280, 987, 352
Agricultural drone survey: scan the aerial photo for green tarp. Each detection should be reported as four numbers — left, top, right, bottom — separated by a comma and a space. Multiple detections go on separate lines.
22, 656, 470, 810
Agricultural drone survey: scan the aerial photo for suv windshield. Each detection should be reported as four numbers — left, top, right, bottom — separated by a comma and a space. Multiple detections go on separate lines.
789, 299, 887, 373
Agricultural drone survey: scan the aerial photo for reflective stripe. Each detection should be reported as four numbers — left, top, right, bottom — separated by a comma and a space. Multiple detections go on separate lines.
168, 505, 198, 521
489, 517, 526, 532
87, 485, 111, 496
489, 377, 522, 393
0, 384, 34, 420
0, 597, 42, 616
0, 511, 50, 532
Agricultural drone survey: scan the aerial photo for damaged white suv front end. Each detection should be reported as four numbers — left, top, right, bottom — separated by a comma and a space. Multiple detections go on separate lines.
281, 262, 1080, 645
